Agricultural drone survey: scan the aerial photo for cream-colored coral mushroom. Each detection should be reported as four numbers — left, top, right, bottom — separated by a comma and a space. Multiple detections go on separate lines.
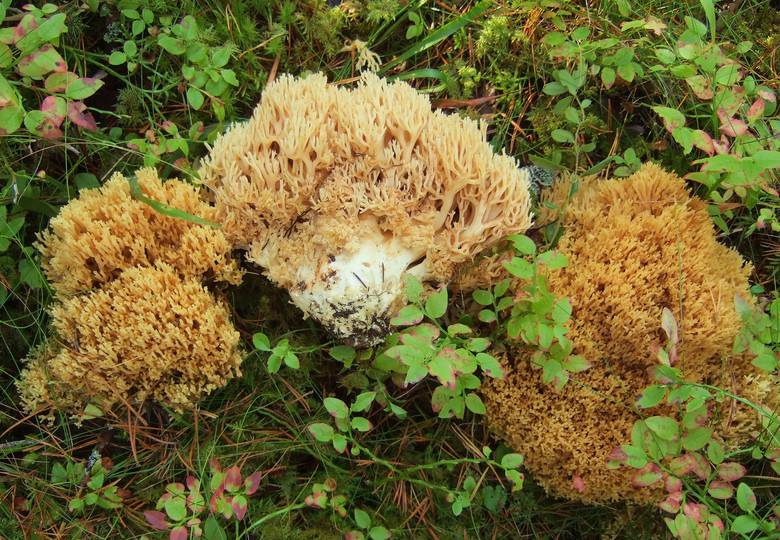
199, 73, 533, 347
481, 163, 780, 505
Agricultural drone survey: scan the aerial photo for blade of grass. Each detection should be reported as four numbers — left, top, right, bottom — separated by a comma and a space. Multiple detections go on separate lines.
127, 175, 221, 228
379, 1, 491, 75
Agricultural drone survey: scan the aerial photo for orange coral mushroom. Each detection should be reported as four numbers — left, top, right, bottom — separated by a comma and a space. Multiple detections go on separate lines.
199, 73, 533, 347
482, 163, 779, 505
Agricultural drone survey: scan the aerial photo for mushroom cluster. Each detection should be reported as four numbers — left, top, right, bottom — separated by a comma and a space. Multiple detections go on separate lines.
198, 73, 533, 347
17, 169, 244, 421
482, 163, 779, 504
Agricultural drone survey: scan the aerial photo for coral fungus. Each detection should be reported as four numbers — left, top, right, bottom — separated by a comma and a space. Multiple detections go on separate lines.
199, 73, 533, 347
17, 170, 243, 421
482, 163, 778, 504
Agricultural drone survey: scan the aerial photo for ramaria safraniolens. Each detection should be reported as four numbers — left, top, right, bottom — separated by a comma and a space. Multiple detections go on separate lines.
17, 170, 243, 421
199, 73, 533, 347
482, 163, 780, 505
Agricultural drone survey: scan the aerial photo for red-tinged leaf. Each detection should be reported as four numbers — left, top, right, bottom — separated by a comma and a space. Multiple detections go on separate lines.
717, 462, 746, 482
686, 75, 713, 100
653, 106, 686, 131
186, 476, 199, 492
17, 45, 67, 78
323, 478, 337, 491
391, 305, 424, 326
670, 454, 698, 476
428, 352, 456, 390
345, 532, 365, 540
244, 471, 263, 495
41, 95, 66, 123
14, 14, 37, 44
67, 101, 98, 130
45, 71, 79, 92
24, 109, 62, 139
632, 462, 663, 487
746, 98, 765, 123
665, 476, 683, 493
691, 130, 715, 156
171, 526, 188, 540
707, 480, 734, 499
430, 386, 450, 413
658, 491, 683, 513
717, 108, 748, 137
224, 465, 242, 492
712, 137, 730, 154
572, 475, 585, 493
758, 88, 775, 102
683, 502, 702, 523
304, 490, 328, 509
144, 510, 169, 530
210, 458, 222, 474
231, 495, 248, 520
689, 453, 711, 479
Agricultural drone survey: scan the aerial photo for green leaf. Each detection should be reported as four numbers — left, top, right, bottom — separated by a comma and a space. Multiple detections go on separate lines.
652, 106, 686, 131
368, 526, 391, 540
69, 498, 85, 512
501, 453, 523, 469
736, 482, 756, 512
503, 257, 533, 279
64, 78, 104, 100
19, 259, 41, 288
331, 433, 347, 453
644, 416, 679, 441
221, 69, 239, 87
108, 51, 126, 65
402, 274, 424, 302
165, 496, 187, 522
464, 393, 486, 414
284, 351, 299, 369
730, 515, 758, 534
37, 13, 67, 42
472, 289, 493, 306
211, 48, 231, 68
425, 287, 448, 319
537, 251, 567, 269
351, 416, 371, 432
187, 86, 205, 109
509, 235, 536, 255
635, 385, 666, 409
681, 427, 713, 451
308, 423, 335, 442
158, 35, 185, 55
354, 509, 371, 529
601, 67, 616, 88
477, 352, 504, 379
253, 333, 271, 351
561, 355, 589, 373
551, 129, 574, 144
350, 392, 375, 413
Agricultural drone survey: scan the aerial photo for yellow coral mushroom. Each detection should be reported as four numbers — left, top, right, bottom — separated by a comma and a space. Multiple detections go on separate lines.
199, 73, 533, 347
482, 163, 779, 505
18, 263, 242, 418
17, 170, 243, 421
38, 168, 242, 295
